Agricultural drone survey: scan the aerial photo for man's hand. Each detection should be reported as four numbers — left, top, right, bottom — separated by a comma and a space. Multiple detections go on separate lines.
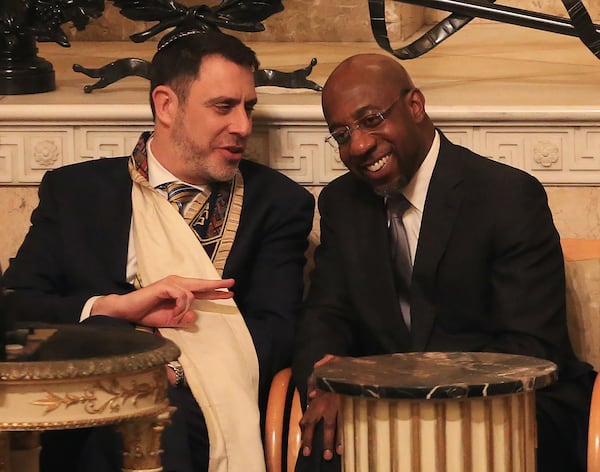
91, 275, 235, 327
300, 354, 343, 460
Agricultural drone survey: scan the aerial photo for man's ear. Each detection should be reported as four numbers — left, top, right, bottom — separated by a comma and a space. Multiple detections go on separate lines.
152, 85, 179, 127
408, 88, 427, 123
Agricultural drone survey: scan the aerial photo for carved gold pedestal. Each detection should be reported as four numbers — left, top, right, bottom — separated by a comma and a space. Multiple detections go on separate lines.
0, 326, 181, 472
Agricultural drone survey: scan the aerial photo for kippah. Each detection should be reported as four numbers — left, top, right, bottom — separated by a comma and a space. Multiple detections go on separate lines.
157, 29, 206, 51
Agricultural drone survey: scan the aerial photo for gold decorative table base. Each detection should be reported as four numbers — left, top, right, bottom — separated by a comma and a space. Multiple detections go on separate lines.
0, 326, 180, 472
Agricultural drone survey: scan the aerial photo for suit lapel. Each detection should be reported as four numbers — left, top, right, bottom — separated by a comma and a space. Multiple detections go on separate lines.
85, 158, 133, 284
348, 180, 411, 351
411, 134, 465, 350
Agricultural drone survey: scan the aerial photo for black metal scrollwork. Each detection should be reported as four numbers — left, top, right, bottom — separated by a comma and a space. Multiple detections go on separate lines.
370, 0, 600, 61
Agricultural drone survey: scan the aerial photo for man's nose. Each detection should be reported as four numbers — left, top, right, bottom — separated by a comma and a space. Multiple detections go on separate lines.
229, 107, 252, 136
348, 128, 376, 156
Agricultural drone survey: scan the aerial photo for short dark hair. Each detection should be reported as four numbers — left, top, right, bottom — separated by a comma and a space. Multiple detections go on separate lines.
149, 29, 260, 117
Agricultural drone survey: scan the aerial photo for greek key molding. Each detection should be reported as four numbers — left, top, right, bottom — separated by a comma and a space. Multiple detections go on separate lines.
76, 126, 152, 162
4, 123, 600, 185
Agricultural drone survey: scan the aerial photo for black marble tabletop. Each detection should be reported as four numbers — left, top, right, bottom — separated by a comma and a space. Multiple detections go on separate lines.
314, 352, 558, 400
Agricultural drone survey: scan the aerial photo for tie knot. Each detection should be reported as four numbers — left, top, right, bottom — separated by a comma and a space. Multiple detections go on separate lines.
387, 194, 411, 217
162, 181, 199, 214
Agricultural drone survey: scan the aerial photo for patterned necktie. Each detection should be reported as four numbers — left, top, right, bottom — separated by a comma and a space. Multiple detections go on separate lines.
162, 181, 200, 216
160, 181, 228, 261
387, 194, 413, 330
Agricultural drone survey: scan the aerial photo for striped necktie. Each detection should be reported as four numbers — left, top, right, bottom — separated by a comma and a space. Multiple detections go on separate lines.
387, 194, 413, 330
162, 181, 199, 215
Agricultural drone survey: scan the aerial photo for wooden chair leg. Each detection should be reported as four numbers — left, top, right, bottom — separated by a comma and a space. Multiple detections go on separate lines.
265, 368, 303, 472
589, 373, 600, 472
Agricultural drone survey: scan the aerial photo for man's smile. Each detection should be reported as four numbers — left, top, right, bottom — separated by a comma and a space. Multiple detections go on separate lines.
364, 153, 390, 173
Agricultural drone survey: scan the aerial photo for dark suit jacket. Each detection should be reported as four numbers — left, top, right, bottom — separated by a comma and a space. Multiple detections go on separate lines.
292, 133, 594, 470
3, 156, 315, 414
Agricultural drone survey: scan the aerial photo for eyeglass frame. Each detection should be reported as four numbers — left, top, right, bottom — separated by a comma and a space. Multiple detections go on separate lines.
324, 88, 414, 149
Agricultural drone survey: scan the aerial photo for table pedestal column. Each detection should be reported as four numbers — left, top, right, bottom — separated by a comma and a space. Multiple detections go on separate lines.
119, 407, 175, 472
0, 432, 40, 472
340, 391, 537, 472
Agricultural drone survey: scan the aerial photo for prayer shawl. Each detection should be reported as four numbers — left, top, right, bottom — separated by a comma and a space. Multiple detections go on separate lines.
129, 134, 265, 472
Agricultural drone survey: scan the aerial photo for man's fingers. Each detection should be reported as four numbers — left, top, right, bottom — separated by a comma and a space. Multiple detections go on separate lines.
168, 310, 197, 327
193, 289, 235, 300
169, 287, 193, 314
299, 414, 316, 457
174, 276, 235, 292
322, 410, 337, 460
172, 277, 236, 300
314, 354, 338, 368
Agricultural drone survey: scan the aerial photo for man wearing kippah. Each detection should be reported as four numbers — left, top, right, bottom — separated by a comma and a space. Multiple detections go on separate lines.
3, 29, 314, 472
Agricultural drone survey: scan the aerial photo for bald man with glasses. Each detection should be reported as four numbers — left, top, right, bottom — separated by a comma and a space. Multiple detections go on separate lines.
292, 53, 595, 472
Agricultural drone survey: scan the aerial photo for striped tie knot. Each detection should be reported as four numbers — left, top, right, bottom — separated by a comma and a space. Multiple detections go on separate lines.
162, 181, 200, 215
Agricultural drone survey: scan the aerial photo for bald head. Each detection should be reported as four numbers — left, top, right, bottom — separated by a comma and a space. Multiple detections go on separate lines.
322, 54, 415, 117
321, 53, 435, 196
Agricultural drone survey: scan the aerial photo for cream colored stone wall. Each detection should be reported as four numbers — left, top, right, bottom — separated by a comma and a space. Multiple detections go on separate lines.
1, 187, 38, 273
425, 0, 600, 22
2, 185, 599, 272
67, 0, 425, 43
68, 1, 600, 44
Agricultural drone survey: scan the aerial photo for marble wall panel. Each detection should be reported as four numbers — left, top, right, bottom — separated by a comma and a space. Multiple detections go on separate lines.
0, 187, 38, 273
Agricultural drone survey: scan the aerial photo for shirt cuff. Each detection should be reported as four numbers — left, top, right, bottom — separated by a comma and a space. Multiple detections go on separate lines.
80, 295, 102, 322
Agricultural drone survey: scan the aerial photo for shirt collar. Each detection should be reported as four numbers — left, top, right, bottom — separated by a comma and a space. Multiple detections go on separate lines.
402, 129, 440, 213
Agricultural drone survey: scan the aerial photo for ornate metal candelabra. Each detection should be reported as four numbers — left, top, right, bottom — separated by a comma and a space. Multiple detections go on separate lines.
0, 0, 104, 94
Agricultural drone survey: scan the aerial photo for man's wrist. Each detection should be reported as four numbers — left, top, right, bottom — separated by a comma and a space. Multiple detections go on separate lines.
167, 360, 186, 388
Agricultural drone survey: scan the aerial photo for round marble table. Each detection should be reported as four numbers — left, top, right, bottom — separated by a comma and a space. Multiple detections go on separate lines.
314, 352, 558, 472
0, 325, 180, 472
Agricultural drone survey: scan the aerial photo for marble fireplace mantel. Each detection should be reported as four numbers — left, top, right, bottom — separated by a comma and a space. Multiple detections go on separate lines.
2, 23, 600, 187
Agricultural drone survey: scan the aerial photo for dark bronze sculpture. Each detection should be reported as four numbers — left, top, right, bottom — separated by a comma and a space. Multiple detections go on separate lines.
1, 0, 322, 95
0, 0, 104, 94
73, 0, 323, 93
370, 0, 600, 60
73, 54, 322, 93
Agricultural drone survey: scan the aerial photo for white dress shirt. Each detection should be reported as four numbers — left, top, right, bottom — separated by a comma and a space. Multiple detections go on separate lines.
388, 129, 441, 263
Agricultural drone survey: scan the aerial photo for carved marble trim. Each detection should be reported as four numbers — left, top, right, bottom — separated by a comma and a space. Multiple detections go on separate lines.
4, 109, 600, 185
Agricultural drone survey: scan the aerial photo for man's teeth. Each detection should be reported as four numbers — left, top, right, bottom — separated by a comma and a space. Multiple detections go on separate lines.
366, 155, 389, 172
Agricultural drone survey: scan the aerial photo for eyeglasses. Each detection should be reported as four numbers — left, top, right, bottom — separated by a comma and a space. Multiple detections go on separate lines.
325, 89, 413, 149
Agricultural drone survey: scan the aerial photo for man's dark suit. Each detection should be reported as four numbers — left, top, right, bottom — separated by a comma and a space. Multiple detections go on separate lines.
293, 133, 595, 472
3, 156, 315, 472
